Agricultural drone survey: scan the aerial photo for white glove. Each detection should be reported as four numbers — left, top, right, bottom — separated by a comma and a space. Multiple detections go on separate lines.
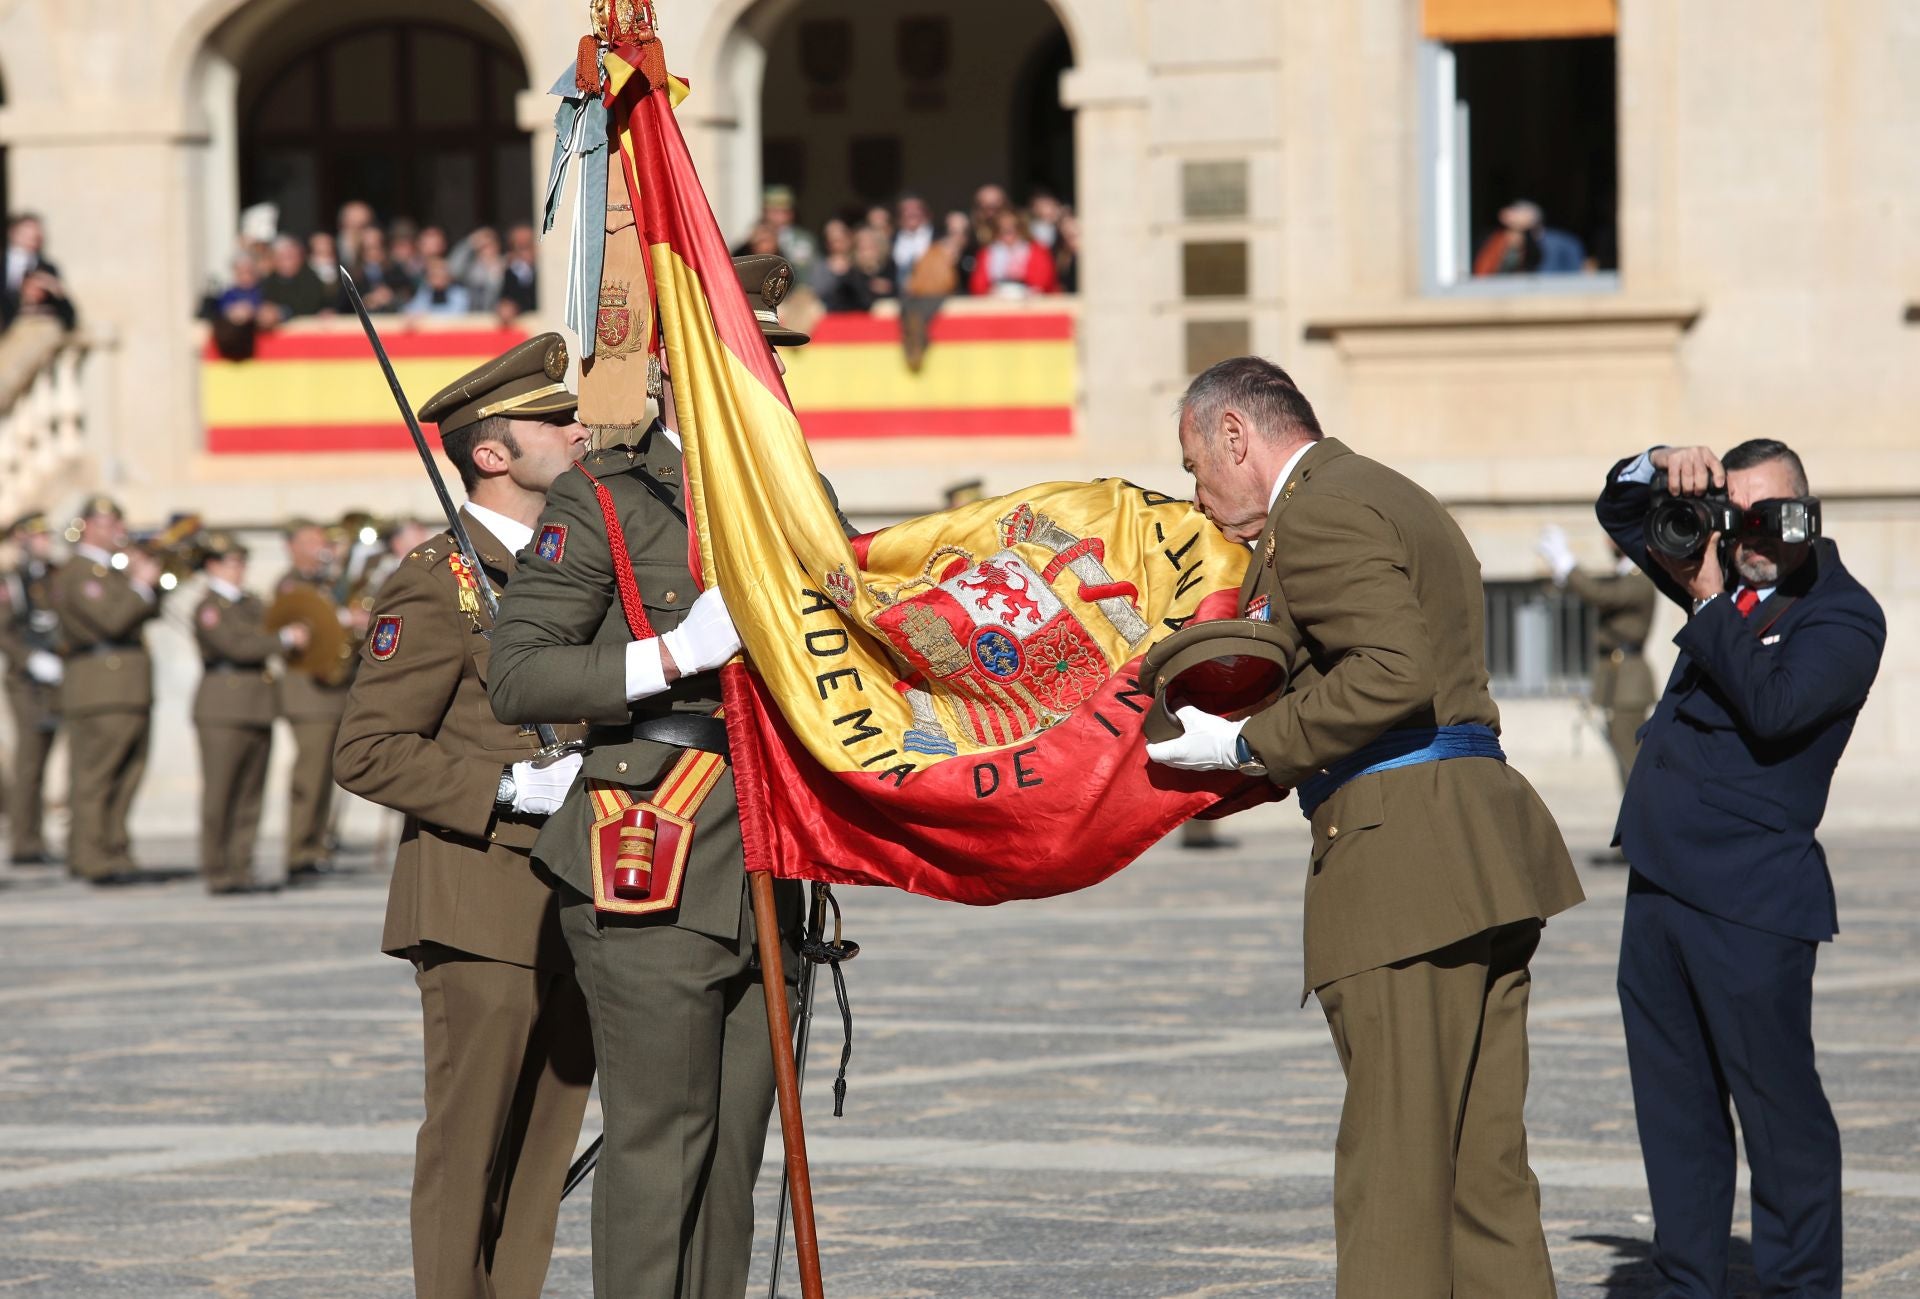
660, 587, 742, 677
25, 650, 63, 685
510, 751, 583, 816
1144, 705, 1248, 772
1534, 525, 1577, 585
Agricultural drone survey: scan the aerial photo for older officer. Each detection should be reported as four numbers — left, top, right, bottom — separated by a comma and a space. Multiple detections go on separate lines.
1601, 441, 1883, 1299
1, 511, 63, 865
51, 496, 163, 887
335, 334, 595, 1299
489, 256, 819, 1299
276, 519, 353, 877
1148, 356, 1584, 1298
192, 533, 299, 895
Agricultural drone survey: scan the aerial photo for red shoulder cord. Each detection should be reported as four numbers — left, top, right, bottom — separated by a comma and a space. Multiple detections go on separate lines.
572, 461, 657, 641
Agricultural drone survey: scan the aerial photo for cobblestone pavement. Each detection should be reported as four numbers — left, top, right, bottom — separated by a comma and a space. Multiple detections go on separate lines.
1, 807, 1917, 1298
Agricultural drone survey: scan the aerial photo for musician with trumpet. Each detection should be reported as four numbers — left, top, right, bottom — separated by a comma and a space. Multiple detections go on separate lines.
271, 518, 362, 878
49, 495, 164, 887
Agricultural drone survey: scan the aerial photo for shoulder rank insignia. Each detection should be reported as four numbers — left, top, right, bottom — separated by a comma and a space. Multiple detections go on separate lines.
1246, 594, 1271, 622
536, 524, 567, 564
369, 615, 403, 661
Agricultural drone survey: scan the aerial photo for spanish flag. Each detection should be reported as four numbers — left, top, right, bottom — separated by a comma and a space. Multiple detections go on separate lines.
606, 46, 1266, 904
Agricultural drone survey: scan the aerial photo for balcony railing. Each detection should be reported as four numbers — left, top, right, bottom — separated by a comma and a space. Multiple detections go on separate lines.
0, 319, 95, 522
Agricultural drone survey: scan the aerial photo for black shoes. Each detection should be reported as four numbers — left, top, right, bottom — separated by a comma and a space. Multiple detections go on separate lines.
210, 882, 283, 896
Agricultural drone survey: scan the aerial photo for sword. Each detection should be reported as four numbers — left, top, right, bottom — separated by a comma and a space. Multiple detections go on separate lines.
340, 266, 577, 765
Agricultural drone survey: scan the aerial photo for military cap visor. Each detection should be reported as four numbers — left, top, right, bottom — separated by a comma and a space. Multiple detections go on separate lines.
733, 253, 810, 347
417, 332, 578, 437
7, 510, 50, 537
1140, 619, 1296, 745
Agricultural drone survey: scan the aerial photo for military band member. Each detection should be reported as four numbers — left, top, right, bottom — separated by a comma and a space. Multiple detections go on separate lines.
276, 519, 354, 876
488, 256, 822, 1299
1, 511, 63, 864
335, 334, 596, 1299
193, 534, 300, 895
51, 496, 163, 886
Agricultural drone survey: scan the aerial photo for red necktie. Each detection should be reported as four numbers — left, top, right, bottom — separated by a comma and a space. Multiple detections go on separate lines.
1733, 587, 1760, 618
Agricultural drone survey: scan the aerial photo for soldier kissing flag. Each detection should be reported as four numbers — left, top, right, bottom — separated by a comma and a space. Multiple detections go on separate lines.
589, 20, 1274, 904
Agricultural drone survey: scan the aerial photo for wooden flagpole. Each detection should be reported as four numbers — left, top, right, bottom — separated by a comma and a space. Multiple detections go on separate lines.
751, 871, 826, 1298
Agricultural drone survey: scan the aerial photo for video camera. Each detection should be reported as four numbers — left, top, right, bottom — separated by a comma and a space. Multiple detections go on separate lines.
1644, 472, 1822, 561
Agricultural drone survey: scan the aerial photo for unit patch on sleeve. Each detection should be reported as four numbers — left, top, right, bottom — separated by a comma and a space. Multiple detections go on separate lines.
198, 605, 220, 629
369, 615, 404, 661
536, 524, 568, 564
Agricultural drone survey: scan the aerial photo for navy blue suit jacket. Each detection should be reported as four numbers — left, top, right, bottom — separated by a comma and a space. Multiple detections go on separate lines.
1597, 458, 1885, 940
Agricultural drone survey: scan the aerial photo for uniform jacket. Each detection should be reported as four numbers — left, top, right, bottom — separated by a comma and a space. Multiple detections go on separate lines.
1238, 439, 1584, 995
274, 570, 353, 721
336, 511, 584, 970
192, 589, 281, 726
0, 558, 61, 728
50, 555, 156, 717
1565, 566, 1658, 711
1598, 460, 1885, 941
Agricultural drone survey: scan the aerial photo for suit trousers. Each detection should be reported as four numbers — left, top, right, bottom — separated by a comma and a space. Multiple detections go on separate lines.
65, 709, 148, 878
197, 724, 271, 889
286, 718, 341, 867
5, 688, 56, 858
560, 887, 789, 1299
1316, 919, 1556, 1299
1618, 874, 1842, 1299
411, 944, 595, 1299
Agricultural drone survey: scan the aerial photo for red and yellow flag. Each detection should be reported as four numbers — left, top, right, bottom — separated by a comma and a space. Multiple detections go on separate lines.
605, 47, 1268, 904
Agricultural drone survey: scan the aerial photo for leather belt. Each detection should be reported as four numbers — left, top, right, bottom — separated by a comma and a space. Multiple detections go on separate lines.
629, 713, 730, 760
79, 642, 141, 656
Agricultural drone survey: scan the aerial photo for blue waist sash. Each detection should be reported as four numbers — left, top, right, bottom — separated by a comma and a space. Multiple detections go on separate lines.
1295, 723, 1505, 818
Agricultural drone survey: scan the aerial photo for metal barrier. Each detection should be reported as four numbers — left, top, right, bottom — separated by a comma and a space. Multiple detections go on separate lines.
1483, 579, 1596, 697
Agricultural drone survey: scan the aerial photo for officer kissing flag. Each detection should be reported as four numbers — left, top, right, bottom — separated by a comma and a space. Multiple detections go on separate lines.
591, 20, 1270, 904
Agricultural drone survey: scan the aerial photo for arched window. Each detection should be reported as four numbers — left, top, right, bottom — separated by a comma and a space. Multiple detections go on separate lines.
239, 22, 529, 237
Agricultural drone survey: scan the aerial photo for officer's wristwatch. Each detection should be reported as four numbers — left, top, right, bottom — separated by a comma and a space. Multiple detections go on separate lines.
495, 766, 517, 808
1234, 735, 1267, 777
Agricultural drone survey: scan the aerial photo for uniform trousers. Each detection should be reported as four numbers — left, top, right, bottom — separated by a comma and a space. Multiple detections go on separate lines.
1316, 919, 1556, 1299
1606, 705, 1649, 789
1618, 873, 1841, 1299
197, 724, 272, 890
411, 943, 595, 1299
4, 686, 56, 858
65, 709, 148, 878
286, 718, 341, 868
560, 887, 792, 1299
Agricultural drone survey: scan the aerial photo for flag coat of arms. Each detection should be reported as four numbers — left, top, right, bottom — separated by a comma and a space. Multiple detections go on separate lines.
592, 42, 1274, 905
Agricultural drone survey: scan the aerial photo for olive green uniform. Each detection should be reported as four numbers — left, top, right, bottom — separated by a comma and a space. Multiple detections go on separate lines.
335, 512, 594, 1299
50, 553, 158, 880
1, 558, 61, 860
1236, 439, 1585, 1299
192, 588, 281, 890
1565, 565, 1658, 788
489, 429, 805, 1299
275, 570, 352, 870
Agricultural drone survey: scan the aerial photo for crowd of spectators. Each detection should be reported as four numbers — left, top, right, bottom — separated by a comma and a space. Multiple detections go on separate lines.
2, 214, 78, 334
201, 200, 540, 358
735, 184, 1079, 314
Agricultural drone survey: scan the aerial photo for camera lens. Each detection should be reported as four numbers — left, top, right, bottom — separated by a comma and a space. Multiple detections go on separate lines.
1645, 497, 1711, 560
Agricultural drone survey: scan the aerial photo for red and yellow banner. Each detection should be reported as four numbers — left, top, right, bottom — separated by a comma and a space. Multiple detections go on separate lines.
607, 46, 1266, 904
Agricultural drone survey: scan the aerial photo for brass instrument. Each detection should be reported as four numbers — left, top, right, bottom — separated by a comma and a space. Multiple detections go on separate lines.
265, 583, 356, 687
126, 514, 205, 592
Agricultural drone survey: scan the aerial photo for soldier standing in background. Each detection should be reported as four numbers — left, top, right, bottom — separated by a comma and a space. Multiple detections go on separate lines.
1538, 525, 1658, 863
335, 335, 594, 1299
194, 533, 304, 895
276, 519, 355, 877
50, 497, 162, 887
1, 511, 64, 865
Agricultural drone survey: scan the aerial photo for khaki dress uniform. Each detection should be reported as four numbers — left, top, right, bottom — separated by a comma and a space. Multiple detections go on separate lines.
1, 554, 62, 861
335, 508, 594, 1299
1236, 439, 1586, 1299
1565, 565, 1658, 787
274, 570, 352, 871
192, 584, 282, 891
50, 551, 158, 880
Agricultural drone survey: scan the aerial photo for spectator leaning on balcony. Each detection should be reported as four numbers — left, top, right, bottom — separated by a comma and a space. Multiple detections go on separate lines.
760, 185, 818, 282
2, 213, 77, 332
969, 208, 1060, 297
496, 225, 538, 322
453, 226, 505, 313
308, 233, 340, 291
261, 236, 331, 320
892, 194, 934, 286
406, 257, 472, 316
342, 227, 414, 312
1053, 212, 1081, 294
1473, 199, 1588, 276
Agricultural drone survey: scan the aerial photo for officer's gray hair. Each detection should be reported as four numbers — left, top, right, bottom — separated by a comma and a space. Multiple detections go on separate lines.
1178, 356, 1324, 444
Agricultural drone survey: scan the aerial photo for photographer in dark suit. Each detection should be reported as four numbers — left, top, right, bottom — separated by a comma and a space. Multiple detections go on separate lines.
1598, 439, 1885, 1299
